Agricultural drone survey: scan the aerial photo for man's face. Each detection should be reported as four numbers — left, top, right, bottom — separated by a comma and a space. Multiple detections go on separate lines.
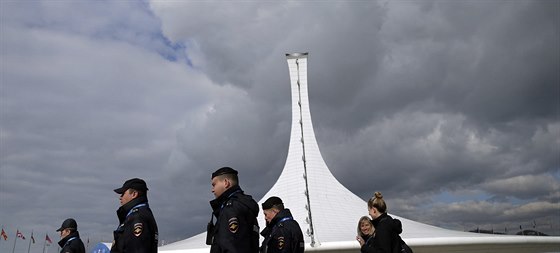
211, 177, 228, 198
59, 229, 70, 239
263, 208, 278, 223
119, 189, 136, 206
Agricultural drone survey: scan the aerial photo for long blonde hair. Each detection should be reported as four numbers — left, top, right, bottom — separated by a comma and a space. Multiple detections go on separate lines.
367, 191, 387, 213
357, 216, 374, 237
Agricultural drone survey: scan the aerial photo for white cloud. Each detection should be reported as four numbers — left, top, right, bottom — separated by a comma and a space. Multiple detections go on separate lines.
482, 174, 560, 200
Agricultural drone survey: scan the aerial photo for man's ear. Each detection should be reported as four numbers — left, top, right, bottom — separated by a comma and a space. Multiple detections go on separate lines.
224, 178, 231, 188
131, 190, 139, 198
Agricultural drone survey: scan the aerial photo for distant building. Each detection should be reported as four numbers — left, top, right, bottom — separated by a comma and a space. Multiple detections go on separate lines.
469, 229, 506, 235
516, 230, 549, 236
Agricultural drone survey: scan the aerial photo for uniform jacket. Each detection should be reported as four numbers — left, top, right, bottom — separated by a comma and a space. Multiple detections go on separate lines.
209, 185, 259, 253
364, 213, 403, 253
260, 209, 304, 253
58, 231, 85, 253
111, 195, 159, 253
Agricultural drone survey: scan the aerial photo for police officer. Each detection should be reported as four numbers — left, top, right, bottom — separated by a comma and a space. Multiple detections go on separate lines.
260, 197, 304, 253
207, 167, 260, 253
56, 218, 85, 253
111, 178, 158, 253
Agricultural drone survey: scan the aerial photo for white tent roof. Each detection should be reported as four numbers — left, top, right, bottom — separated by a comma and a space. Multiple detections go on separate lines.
159, 53, 560, 253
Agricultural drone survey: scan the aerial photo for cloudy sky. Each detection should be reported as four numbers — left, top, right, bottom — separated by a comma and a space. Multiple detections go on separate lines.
1, 0, 559, 252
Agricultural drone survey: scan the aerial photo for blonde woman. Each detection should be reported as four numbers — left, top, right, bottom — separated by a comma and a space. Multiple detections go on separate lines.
366, 192, 403, 253
356, 216, 375, 252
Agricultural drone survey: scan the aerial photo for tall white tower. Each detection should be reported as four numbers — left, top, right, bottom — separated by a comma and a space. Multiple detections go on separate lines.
257, 52, 369, 246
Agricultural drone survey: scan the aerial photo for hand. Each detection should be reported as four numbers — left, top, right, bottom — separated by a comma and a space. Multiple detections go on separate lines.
356, 236, 364, 246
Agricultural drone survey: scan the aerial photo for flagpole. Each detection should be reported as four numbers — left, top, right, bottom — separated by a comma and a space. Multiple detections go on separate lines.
12, 230, 17, 253
27, 230, 33, 253
42, 234, 46, 253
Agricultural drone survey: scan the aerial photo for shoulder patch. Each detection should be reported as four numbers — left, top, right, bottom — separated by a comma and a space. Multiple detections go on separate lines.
277, 236, 285, 250
133, 223, 143, 237
228, 217, 239, 233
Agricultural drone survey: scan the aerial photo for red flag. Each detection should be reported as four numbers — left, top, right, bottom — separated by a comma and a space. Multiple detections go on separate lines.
0, 228, 7, 240
16, 230, 26, 240
45, 234, 52, 244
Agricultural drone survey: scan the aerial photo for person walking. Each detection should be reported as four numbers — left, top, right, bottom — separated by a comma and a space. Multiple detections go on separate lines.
259, 196, 304, 253
56, 218, 85, 253
111, 178, 158, 253
207, 167, 259, 253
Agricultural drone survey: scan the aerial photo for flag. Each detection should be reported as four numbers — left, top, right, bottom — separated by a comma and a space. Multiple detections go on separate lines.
31, 231, 35, 244
45, 234, 52, 244
16, 230, 26, 240
1, 228, 7, 240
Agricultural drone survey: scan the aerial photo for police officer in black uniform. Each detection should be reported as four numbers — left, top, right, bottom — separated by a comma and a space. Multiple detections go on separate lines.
207, 167, 260, 253
56, 218, 85, 253
111, 178, 158, 253
260, 197, 304, 253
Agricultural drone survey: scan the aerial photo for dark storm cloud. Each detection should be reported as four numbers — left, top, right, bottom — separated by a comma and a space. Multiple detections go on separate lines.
152, 0, 559, 236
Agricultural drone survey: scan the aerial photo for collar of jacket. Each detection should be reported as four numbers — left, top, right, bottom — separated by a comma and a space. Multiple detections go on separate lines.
260, 209, 294, 237
210, 185, 242, 213
372, 212, 388, 227
268, 208, 293, 228
116, 195, 149, 223
57, 230, 80, 248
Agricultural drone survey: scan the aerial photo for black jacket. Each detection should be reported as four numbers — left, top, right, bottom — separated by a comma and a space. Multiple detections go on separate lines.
360, 233, 375, 253
111, 195, 159, 253
260, 209, 304, 253
209, 185, 259, 253
364, 213, 403, 253
58, 231, 85, 253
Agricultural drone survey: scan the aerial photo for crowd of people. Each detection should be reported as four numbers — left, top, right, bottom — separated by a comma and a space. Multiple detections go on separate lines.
56, 167, 406, 253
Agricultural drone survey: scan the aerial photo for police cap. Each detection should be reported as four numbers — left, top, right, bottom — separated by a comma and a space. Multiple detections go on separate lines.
114, 178, 149, 194
262, 196, 283, 210
56, 218, 77, 232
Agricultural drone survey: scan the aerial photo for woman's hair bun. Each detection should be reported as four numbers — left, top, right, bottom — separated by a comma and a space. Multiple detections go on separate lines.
374, 191, 383, 199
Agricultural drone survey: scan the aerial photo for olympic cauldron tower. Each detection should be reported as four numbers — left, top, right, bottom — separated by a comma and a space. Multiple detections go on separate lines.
257, 52, 368, 246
